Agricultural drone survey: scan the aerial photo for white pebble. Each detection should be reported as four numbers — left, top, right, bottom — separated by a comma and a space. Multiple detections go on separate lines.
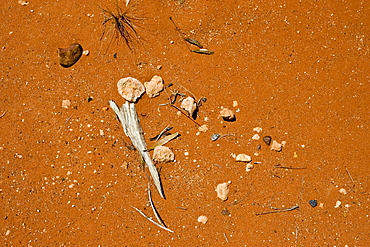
339, 188, 347, 194
334, 200, 341, 208
253, 127, 262, 133
246, 163, 254, 171
144, 75, 164, 98
270, 140, 283, 152
152, 146, 175, 163
215, 181, 231, 201
62, 99, 71, 109
117, 77, 145, 102
252, 133, 260, 140
197, 215, 208, 224
235, 154, 252, 162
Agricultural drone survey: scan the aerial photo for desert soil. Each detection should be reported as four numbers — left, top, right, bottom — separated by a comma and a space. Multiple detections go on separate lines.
1, 0, 369, 246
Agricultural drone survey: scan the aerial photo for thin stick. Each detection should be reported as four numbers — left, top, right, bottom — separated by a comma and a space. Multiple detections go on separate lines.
131, 205, 174, 233
175, 83, 199, 101
169, 17, 191, 51
223, 233, 229, 243
0, 110, 7, 118
255, 205, 299, 216
295, 226, 299, 242
54, 115, 73, 139
170, 104, 201, 126
274, 164, 307, 169
345, 168, 355, 183
154, 125, 171, 142
227, 192, 251, 206
148, 184, 166, 227
299, 175, 305, 205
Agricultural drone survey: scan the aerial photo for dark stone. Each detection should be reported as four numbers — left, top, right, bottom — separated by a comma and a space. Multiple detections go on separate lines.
263, 136, 272, 146
58, 43, 83, 68
221, 208, 230, 215
309, 200, 318, 208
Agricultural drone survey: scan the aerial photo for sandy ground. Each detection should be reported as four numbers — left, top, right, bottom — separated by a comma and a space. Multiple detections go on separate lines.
1, 0, 370, 246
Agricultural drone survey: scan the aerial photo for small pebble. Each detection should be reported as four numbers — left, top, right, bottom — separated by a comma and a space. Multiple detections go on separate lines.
263, 136, 272, 146
18, 0, 29, 6
221, 208, 230, 215
215, 181, 231, 201
235, 154, 252, 162
152, 146, 175, 163
197, 215, 208, 224
219, 108, 235, 121
339, 188, 347, 194
246, 163, 254, 171
198, 124, 208, 133
334, 200, 342, 208
58, 43, 83, 68
270, 140, 283, 152
181, 97, 197, 117
253, 127, 262, 133
211, 133, 221, 141
62, 99, 71, 109
82, 50, 90, 56
308, 200, 318, 208
144, 75, 164, 98
252, 133, 260, 140
117, 77, 145, 102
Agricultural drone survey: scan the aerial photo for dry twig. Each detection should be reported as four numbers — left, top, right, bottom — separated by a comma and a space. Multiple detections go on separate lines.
0, 110, 7, 118
131, 205, 174, 233
274, 164, 307, 169
345, 167, 355, 183
255, 205, 300, 216
227, 192, 251, 206
148, 184, 166, 227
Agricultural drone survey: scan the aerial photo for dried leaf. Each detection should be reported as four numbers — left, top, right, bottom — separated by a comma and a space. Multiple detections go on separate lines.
191, 49, 214, 55
184, 38, 203, 48
149, 132, 180, 150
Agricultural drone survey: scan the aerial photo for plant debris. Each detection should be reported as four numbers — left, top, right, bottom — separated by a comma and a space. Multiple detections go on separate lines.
255, 205, 300, 216
109, 100, 165, 198
150, 126, 173, 141
99, 2, 143, 50
191, 48, 214, 55
184, 38, 203, 48
170, 17, 214, 55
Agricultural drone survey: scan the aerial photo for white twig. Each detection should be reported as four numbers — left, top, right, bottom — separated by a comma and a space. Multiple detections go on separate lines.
148, 184, 166, 227
131, 205, 174, 233
110, 100, 165, 198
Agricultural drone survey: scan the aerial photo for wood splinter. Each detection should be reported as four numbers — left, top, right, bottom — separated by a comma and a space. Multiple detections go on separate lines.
109, 100, 165, 198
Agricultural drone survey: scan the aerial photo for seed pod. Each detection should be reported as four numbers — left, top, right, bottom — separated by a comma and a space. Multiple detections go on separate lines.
184, 38, 203, 48
191, 49, 214, 55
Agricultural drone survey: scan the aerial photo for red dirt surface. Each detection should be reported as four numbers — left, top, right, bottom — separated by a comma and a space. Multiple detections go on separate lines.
1, 0, 369, 246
